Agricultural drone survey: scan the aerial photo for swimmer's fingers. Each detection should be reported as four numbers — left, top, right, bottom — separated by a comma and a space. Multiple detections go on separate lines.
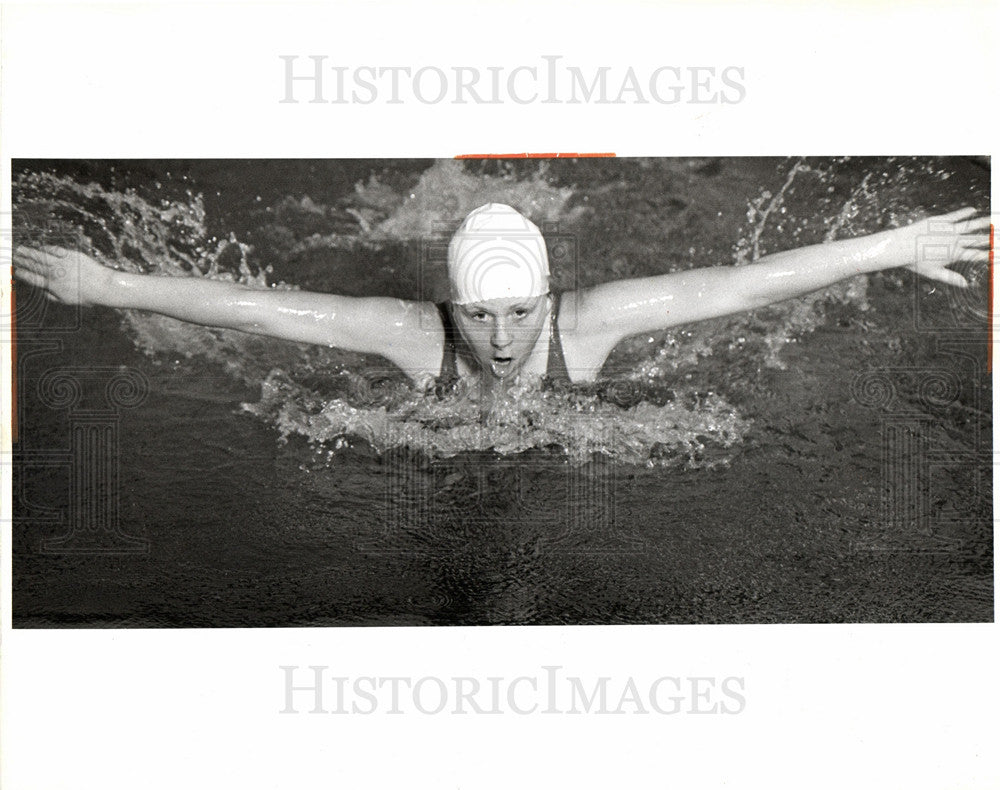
12, 250, 58, 288
907, 234, 987, 284
922, 211, 990, 239
911, 264, 970, 289
12, 266, 73, 304
13, 245, 50, 268
955, 232, 991, 250
878, 210, 987, 278
935, 207, 979, 222
954, 239, 991, 263
954, 214, 991, 233
12, 245, 99, 304
17, 245, 103, 268
14, 245, 72, 273
943, 235, 990, 264
27, 244, 73, 259
13, 267, 47, 290
14, 246, 75, 285
913, 212, 990, 268
922, 209, 990, 240
12, 253, 44, 278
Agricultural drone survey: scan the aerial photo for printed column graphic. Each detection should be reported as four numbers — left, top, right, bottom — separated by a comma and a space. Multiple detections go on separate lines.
32, 366, 151, 554
851, 362, 987, 552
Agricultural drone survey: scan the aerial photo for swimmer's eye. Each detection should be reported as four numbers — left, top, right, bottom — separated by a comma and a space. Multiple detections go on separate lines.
470, 312, 490, 322
512, 308, 529, 319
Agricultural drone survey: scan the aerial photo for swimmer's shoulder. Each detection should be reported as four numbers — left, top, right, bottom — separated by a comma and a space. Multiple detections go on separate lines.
369, 297, 446, 385
554, 287, 623, 382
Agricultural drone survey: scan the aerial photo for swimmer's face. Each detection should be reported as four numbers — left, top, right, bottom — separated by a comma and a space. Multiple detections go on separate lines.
452, 294, 549, 379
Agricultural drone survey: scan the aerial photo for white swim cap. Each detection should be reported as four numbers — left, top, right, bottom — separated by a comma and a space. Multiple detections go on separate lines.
447, 203, 549, 304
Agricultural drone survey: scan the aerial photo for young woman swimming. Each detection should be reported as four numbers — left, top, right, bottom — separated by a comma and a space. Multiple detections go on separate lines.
12, 202, 991, 399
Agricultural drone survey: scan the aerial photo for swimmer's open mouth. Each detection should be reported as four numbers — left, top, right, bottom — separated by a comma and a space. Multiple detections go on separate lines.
489, 356, 515, 375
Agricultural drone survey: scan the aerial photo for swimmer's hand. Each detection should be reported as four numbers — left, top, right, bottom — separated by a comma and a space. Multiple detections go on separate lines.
13, 245, 117, 306
880, 208, 991, 288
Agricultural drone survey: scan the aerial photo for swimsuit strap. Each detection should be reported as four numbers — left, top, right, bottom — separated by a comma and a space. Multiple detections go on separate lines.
545, 292, 572, 385
436, 293, 571, 385
435, 301, 460, 384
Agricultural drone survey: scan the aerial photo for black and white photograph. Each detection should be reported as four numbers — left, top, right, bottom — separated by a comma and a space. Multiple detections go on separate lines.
10, 155, 992, 627
1, 3, 996, 789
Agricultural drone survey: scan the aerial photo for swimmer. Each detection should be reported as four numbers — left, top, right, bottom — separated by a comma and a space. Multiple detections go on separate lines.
12, 202, 992, 399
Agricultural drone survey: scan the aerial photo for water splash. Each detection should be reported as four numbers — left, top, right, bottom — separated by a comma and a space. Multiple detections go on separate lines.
244, 369, 751, 468
637, 155, 968, 375
369, 158, 574, 238
254, 159, 574, 262
13, 170, 257, 278
11, 170, 315, 383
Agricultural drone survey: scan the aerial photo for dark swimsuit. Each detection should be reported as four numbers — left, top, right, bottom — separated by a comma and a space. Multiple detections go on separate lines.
435, 293, 572, 388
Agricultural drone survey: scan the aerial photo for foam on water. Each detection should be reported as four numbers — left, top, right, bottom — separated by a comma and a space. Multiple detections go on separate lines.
244, 369, 751, 468
253, 159, 574, 261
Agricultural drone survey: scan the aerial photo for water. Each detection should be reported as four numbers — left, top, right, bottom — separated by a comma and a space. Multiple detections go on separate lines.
12, 156, 992, 625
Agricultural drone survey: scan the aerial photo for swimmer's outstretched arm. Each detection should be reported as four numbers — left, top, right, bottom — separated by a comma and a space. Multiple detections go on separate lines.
575, 208, 991, 350
11, 246, 445, 377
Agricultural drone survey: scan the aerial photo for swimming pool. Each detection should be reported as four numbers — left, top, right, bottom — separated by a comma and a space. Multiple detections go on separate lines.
11, 156, 992, 625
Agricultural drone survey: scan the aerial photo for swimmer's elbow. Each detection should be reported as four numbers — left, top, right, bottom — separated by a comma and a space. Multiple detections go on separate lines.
231, 313, 348, 348
228, 313, 294, 339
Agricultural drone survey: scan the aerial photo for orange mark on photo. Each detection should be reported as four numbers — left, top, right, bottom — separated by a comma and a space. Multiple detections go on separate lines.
989, 223, 994, 373
9, 277, 16, 443
455, 152, 615, 160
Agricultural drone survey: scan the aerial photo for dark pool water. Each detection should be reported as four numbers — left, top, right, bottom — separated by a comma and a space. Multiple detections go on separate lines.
11, 156, 993, 625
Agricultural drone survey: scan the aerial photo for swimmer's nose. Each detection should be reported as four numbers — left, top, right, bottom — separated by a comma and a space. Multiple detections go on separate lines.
491, 319, 512, 350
